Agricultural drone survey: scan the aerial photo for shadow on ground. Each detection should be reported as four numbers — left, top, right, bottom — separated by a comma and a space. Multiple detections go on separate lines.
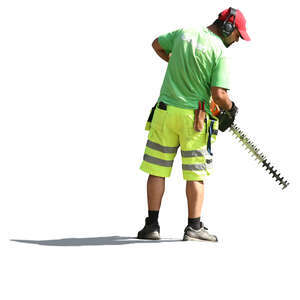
10, 236, 182, 246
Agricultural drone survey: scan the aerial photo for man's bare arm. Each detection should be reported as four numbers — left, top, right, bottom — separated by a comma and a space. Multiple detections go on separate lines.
152, 38, 171, 62
211, 86, 233, 110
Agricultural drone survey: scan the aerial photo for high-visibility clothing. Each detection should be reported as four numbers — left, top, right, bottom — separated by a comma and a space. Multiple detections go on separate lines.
157, 27, 230, 112
140, 103, 218, 181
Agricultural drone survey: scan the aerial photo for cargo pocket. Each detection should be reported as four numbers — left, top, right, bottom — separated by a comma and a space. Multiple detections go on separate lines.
151, 106, 167, 131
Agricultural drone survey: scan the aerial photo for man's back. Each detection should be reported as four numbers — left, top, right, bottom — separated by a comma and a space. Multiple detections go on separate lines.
158, 27, 230, 113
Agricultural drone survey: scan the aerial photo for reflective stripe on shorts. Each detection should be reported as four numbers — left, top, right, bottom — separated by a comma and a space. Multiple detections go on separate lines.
181, 149, 206, 157
182, 159, 213, 171
146, 140, 179, 154
143, 154, 174, 167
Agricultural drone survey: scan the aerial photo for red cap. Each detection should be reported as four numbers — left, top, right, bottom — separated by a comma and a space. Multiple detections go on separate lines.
218, 8, 250, 41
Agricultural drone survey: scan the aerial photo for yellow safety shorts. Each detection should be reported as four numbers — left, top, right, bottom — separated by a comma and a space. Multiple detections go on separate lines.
140, 103, 219, 181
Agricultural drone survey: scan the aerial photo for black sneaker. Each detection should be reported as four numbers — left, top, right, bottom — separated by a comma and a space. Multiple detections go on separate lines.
183, 222, 218, 242
137, 217, 160, 240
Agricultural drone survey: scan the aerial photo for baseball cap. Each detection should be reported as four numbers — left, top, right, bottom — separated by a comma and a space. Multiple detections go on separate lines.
218, 7, 251, 41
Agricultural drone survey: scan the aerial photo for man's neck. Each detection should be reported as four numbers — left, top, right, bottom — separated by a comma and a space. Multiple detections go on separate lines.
207, 24, 222, 39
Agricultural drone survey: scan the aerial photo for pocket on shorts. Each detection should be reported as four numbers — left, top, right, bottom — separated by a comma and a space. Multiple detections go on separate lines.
151, 107, 167, 130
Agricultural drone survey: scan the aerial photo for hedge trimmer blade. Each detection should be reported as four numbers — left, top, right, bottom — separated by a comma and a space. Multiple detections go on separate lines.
229, 123, 290, 189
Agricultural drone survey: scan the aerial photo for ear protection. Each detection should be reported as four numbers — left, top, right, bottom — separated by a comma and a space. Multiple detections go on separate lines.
220, 7, 237, 37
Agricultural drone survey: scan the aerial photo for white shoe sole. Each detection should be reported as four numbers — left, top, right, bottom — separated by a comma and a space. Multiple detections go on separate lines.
183, 235, 218, 242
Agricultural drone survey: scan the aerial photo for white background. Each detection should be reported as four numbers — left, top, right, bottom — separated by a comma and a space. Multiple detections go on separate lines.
1, 0, 299, 299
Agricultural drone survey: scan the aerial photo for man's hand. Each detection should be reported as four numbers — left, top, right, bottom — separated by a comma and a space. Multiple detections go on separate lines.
152, 38, 171, 62
218, 102, 238, 132
210, 86, 238, 131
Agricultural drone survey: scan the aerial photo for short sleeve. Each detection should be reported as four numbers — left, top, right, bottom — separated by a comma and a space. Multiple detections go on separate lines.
158, 29, 182, 54
211, 55, 230, 90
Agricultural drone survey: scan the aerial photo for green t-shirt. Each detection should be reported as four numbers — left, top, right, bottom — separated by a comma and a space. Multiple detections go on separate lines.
157, 27, 230, 114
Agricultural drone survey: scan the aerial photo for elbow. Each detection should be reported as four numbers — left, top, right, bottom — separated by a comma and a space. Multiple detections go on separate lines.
152, 38, 159, 50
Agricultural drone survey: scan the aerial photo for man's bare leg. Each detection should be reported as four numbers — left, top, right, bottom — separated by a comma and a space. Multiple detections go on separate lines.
147, 175, 165, 210
184, 180, 218, 241
137, 175, 164, 239
186, 180, 204, 218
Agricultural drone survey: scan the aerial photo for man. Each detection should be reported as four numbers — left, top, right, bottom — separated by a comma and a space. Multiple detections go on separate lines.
137, 8, 250, 242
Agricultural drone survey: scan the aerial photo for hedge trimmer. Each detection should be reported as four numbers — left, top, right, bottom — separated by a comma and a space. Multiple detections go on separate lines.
229, 123, 289, 189
210, 100, 290, 189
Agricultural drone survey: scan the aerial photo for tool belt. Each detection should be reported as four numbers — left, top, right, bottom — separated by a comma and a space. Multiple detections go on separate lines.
146, 101, 212, 134
147, 101, 207, 131
145, 101, 217, 155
